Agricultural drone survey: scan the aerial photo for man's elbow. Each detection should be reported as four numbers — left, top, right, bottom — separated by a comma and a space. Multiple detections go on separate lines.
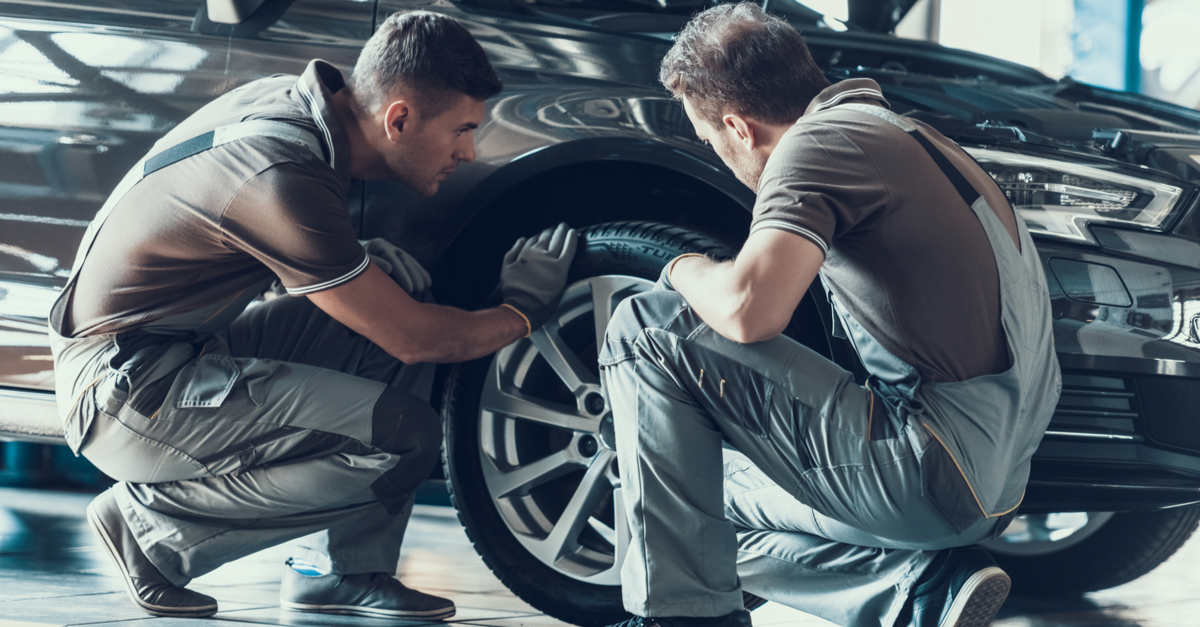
384, 338, 435, 365
717, 311, 787, 344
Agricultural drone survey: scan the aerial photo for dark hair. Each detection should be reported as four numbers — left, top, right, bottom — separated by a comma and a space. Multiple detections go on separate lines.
659, 2, 830, 127
350, 11, 503, 117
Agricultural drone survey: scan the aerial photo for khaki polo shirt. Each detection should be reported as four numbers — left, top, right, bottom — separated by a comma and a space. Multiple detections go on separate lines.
55, 60, 367, 338
751, 79, 1022, 383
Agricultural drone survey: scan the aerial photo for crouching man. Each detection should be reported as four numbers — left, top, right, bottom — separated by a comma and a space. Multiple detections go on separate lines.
598, 4, 1060, 627
50, 11, 576, 620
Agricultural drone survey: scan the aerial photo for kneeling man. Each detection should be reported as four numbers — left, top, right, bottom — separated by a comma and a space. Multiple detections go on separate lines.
599, 4, 1060, 627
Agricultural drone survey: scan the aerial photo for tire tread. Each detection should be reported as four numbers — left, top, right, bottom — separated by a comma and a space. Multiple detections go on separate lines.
442, 221, 735, 626
991, 507, 1200, 596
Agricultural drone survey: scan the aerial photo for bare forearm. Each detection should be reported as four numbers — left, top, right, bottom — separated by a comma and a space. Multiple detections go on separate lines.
384, 303, 528, 364
308, 264, 529, 365
672, 256, 760, 342
671, 230, 824, 343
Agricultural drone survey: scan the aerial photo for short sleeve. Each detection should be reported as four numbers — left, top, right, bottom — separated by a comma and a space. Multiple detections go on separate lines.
751, 119, 891, 255
220, 163, 367, 295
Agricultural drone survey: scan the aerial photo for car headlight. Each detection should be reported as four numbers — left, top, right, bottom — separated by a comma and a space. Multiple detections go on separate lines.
963, 147, 1184, 244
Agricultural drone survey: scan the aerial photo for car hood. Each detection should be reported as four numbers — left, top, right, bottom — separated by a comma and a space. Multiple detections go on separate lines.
844, 0, 921, 33
855, 69, 1200, 165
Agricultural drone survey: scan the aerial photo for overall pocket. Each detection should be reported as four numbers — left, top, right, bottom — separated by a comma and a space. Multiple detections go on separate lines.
175, 355, 241, 409
62, 380, 102, 455
918, 425, 989, 534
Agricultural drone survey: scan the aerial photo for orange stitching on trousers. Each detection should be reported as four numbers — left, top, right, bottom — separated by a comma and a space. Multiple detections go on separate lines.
64, 374, 107, 424
921, 422, 1025, 518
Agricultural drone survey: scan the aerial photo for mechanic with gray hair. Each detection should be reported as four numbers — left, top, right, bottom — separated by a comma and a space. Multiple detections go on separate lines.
48, 11, 576, 620
599, 3, 1060, 627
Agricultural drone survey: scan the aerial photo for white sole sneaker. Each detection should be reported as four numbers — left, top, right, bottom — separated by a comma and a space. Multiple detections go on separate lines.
940, 566, 1011, 627
86, 499, 218, 618
281, 600, 456, 620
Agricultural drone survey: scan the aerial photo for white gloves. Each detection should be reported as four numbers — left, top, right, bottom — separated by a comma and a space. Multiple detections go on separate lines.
499, 223, 579, 334
361, 238, 432, 294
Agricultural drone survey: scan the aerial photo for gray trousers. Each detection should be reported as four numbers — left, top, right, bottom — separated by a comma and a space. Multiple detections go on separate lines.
599, 291, 1005, 627
75, 296, 440, 587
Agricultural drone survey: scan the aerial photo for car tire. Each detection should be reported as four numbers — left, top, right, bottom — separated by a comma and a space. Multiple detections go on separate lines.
442, 221, 736, 627
981, 508, 1200, 595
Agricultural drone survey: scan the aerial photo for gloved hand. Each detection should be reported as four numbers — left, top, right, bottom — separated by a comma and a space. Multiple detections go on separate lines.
500, 223, 578, 334
361, 238, 432, 294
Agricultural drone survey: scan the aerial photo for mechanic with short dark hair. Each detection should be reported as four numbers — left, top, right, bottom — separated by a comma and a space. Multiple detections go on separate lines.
48, 11, 576, 620
598, 4, 1060, 627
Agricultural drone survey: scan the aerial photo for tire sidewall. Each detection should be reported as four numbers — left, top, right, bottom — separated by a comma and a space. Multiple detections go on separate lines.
443, 222, 735, 626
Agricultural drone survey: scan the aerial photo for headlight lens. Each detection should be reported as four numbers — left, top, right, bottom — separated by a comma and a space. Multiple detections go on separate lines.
964, 147, 1184, 244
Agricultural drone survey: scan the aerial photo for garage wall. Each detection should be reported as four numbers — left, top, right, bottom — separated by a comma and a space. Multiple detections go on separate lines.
888, 0, 1200, 110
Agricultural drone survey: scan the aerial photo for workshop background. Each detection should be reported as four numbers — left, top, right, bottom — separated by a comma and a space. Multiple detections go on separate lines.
808, 0, 1200, 110
4, 1, 1195, 492
3, 2, 1200, 627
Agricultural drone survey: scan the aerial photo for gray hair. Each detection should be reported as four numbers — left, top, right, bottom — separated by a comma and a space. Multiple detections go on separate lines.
659, 2, 830, 126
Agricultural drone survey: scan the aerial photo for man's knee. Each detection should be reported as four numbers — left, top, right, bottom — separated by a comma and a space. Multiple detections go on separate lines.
371, 387, 441, 474
606, 290, 693, 342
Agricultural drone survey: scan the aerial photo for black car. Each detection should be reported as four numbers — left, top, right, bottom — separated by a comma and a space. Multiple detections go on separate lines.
2, 0, 1200, 624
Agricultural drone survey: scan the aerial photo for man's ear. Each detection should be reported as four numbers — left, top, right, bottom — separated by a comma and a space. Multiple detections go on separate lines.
383, 100, 412, 142
722, 113, 756, 150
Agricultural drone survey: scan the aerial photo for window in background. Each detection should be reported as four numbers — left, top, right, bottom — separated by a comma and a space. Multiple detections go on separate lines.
1141, 0, 1200, 109
897, 0, 1080, 82
801, 0, 849, 22
894, 0, 1198, 109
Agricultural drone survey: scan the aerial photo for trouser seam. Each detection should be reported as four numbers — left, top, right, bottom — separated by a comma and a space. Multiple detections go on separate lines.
793, 439, 924, 475
635, 383, 654, 613
736, 547, 893, 582
119, 491, 192, 587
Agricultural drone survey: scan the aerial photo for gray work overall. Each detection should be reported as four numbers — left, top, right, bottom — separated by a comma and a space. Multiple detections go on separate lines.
598, 105, 1061, 626
49, 121, 438, 586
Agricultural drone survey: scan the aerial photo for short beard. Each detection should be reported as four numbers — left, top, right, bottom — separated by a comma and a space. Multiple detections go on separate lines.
729, 148, 767, 192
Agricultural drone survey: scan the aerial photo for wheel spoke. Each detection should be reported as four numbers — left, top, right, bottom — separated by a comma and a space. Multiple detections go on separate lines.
541, 452, 613, 562
492, 448, 581, 499
481, 386, 598, 433
530, 323, 598, 393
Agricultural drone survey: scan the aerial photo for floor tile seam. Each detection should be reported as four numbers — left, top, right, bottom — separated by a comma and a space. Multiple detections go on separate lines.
410, 589, 515, 596
452, 605, 545, 614
0, 590, 122, 603
451, 613, 551, 624
61, 617, 157, 627
0, 547, 99, 556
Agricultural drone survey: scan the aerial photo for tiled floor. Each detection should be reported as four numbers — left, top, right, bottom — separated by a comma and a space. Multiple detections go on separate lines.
1, 486, 1198, 627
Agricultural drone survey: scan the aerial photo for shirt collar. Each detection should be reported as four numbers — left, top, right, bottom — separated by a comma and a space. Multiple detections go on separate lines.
295, 59, 352, 187
803, 78, 890, 117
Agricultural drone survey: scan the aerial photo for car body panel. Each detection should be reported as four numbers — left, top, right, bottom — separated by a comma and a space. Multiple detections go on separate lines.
2, 0, 1200, 511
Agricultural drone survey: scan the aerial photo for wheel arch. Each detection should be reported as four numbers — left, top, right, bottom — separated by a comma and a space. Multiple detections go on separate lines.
433, 137, 755, 310
422, 140, 865, 412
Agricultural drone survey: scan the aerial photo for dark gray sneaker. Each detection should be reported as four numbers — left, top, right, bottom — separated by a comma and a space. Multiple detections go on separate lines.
86, 489, 218, 618
908, 547, 1011, 627
742, 591, 767, 611
280, 562, 455, 620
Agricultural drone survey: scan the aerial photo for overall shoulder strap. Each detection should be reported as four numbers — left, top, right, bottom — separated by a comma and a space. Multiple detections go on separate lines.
836, 103, 980, 207
142, 120, 326, 176
51, 120, 325, 334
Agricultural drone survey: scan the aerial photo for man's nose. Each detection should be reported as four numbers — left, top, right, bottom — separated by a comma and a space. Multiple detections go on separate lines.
455, 136, 476, 164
